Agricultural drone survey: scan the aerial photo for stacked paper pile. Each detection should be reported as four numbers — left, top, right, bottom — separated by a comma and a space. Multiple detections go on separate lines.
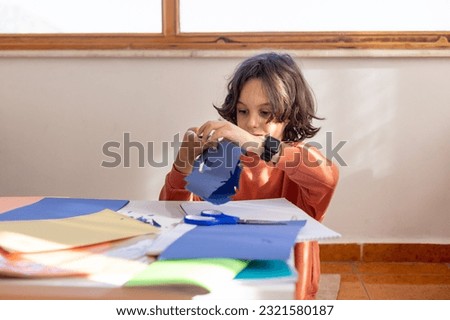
0, 197, 158, 285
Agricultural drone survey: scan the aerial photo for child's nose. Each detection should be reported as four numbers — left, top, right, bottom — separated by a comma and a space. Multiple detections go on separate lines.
248, 113, 260, 128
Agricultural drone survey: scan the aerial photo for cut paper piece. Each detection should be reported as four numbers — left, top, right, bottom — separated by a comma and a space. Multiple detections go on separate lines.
0, 209, 159, 253
126, 259, 249, 291
0, 235, 155, 285
185, 140, 244, 205
0, 197, 129, 222
205, 164, 242, 205
158, 220, 306, 261
118, 200, 184, 231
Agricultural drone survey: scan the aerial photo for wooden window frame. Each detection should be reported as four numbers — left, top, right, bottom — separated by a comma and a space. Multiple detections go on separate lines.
0, 0, 449, 51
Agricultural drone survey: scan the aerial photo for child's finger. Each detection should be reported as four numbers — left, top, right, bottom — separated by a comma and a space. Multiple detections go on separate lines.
184, 127, 198, 138
203, 140, 219, 150
197, 121, 217, 140
197, 122, 208, 138
207, 129, 222, 143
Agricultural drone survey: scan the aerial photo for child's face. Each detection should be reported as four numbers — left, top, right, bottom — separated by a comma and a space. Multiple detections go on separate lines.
236, 78, 287, 141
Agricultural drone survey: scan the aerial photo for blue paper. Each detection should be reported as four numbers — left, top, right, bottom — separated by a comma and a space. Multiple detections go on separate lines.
234, 260, 294, 280
206, 164, 242, 205
185, 140, 244, 204
0, 197, 129, 222
159, 220, 307, 261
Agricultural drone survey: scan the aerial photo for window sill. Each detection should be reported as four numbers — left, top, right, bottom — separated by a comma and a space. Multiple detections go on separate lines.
0, 49, 449, 59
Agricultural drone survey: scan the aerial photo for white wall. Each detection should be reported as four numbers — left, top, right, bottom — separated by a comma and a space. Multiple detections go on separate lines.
1, 53, 449, 244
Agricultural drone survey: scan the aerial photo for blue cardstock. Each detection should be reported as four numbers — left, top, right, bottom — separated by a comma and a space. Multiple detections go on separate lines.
159, 220, 307, 261
0, 198, 129, 222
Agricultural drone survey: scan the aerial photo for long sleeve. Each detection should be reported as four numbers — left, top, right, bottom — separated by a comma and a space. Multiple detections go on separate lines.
159, 165, 193, 201
276, 143, 339, 222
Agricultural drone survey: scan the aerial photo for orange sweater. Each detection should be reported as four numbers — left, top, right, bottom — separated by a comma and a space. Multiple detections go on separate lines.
159, 143, 339, 299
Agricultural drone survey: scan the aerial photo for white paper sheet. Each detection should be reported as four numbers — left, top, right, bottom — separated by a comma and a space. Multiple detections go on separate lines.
145, 223, 196, 256
181, 198, 341, 242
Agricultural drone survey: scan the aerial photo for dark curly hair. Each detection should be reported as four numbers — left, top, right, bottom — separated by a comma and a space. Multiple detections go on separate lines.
215, 52, 322, 142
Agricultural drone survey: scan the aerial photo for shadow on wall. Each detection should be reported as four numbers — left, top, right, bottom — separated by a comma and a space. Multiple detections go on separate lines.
316, 61, 450, 242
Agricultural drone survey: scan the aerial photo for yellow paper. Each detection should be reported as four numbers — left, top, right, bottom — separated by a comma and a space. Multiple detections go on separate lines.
0, 209, 159, 253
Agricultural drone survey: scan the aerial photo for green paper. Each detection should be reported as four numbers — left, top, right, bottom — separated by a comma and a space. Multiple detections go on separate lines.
125, 259, 249, 291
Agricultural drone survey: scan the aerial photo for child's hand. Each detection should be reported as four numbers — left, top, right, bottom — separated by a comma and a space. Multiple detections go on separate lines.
197, 120, 264, 154
173, 128, 204, 174
174, 120, 266, 174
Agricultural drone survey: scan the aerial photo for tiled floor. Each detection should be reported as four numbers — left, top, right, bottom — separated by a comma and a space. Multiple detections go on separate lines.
321, 261, 450, 300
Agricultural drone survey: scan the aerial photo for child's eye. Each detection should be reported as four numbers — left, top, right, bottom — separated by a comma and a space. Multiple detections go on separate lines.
260, 111, 271, 117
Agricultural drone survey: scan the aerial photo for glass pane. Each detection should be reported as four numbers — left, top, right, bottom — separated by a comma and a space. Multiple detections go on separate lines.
0, 0, 161, 33
180, 0, 450, 32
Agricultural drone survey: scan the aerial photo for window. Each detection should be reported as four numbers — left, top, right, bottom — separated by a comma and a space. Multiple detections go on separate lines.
180, 0, 450, 32
0, 0, 161, 33
0, 0, 449, 51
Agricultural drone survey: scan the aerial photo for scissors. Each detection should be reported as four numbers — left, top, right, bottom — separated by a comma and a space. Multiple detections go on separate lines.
184, 209, 286, 226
